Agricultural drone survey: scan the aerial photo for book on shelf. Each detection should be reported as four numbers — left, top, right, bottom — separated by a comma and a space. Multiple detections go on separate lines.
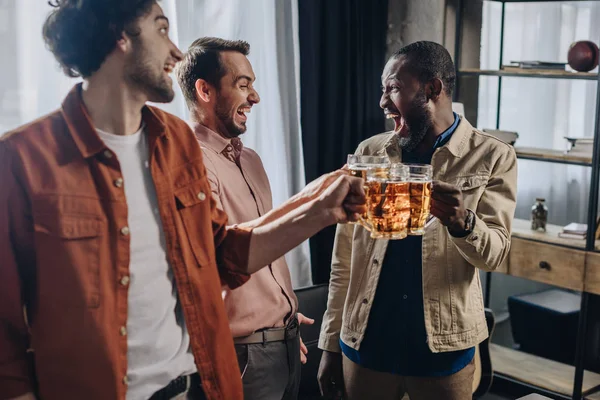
564, 137, 593, 157
503, 61, 567, 71
558, 220, 600, 240
482, 129, 518, 145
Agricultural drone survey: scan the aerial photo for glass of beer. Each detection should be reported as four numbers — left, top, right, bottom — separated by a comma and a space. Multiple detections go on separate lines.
364, 163, 410, 239
347, 155, 390, 224
347, 155, 390, 180
406, 164, 433, 235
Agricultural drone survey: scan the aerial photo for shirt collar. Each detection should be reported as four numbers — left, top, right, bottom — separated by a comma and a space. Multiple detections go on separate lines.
189, 121, 243, 163
433, 112, 460, 150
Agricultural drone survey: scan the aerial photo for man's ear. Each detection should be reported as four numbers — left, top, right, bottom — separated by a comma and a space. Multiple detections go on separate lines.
116, 33, 131, 54
427, 78, 444, 100
195, 79, 214, 103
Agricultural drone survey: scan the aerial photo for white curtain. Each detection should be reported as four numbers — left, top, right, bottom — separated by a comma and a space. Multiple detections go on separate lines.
479, 1, 600, 227
0, 0, 312, 287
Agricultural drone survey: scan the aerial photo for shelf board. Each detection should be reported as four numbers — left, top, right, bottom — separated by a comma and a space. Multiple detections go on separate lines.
491, 0, 597, 2
515, 146, 592, 166
588, 391, 600, 400
511, 218, 596, 250
491, 344, 600, 397
459, 68, 598, 80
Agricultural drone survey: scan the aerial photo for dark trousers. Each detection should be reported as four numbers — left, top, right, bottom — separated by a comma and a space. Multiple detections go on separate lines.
235, 332, 301, 400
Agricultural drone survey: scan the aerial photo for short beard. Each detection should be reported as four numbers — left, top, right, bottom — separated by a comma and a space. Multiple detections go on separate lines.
125, 36, 174, 103
214, 93, 246, 138
398, 90, 433, 152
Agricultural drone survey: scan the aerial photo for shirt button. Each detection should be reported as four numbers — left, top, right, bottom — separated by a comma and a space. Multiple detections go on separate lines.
197, 192, 206, 201
123, 376, 129, 385
351, 338, 357, 343
362, 298, 368, 305
144, 161, 149, 168
120, 326, 127, 336
103, 150, 113, 159
120, 226, 130, 236
120, 276, 130, 286
403, 294, 408, 300
472, 235, 479, 241
114, 178, 123, 188
373, 259, 379, 265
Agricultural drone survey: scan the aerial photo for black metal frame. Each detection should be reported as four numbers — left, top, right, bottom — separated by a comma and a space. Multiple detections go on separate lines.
454, 1, 600, 399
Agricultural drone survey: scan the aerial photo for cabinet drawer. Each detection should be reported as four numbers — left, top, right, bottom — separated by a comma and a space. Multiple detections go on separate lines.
508, 238, 585, 290
585, 252, 600, 295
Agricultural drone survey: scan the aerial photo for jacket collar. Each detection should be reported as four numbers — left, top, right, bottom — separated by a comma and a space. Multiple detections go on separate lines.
381, 115, 472, 160
61, 83, 167, 158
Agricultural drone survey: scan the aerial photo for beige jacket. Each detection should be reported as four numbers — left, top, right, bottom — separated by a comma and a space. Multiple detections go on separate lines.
318, 117, 517, 354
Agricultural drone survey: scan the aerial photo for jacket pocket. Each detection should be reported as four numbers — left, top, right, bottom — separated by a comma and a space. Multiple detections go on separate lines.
454, 174, 488, 210
174, 177, 214, 270
33, 214, 103, 308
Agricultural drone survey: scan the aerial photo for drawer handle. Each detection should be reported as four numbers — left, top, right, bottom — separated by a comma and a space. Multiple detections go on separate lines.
539, 261, 551, 271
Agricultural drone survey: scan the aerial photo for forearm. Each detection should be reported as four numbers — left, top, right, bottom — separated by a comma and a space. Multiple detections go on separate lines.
238, 191, 311, 230
246, 199, 334, 273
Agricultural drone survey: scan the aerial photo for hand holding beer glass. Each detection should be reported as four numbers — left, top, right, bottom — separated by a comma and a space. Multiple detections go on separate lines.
347, 155, 390, 223
346, 154, 433, 239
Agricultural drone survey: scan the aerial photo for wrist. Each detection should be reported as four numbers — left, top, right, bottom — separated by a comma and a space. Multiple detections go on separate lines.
449, 209, 475, 237
308, 197, 338, 228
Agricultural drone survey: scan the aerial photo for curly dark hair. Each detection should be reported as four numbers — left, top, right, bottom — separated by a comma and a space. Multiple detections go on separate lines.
394, 41, 456, 97
42, 0, 158, 78
176, 37, 250, 109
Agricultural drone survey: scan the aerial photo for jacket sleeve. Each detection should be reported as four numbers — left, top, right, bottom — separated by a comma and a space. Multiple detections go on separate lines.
449, 146, 518, 271
0, 141, 36, 398
318, 223, 353, 353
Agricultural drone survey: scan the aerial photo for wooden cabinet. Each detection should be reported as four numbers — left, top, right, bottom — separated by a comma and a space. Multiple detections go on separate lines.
508, 237, 586, 291
584, 252, 600, 296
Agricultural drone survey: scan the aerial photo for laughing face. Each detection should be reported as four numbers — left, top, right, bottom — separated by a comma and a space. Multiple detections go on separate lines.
379, 55, 433, 152
213, 51, 260, 138
124, 3, 183, 103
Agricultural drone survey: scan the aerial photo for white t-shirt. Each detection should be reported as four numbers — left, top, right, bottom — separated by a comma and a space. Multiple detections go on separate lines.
97, 126, 196, 400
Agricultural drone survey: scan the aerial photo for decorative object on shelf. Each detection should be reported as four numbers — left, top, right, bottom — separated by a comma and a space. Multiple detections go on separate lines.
564, 137, 593, 157
531, 198, 548, 232
482, 129, 519, 145
567, 40, 599, 72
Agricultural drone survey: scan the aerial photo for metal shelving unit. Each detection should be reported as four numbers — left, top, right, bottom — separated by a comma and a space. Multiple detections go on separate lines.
454, 1, 600, 399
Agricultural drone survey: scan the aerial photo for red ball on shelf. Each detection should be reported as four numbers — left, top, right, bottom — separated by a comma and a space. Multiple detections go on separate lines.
567, 40, 599, 72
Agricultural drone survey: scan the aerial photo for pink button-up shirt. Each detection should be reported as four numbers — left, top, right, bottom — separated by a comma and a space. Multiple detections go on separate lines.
191, 122, 298, 337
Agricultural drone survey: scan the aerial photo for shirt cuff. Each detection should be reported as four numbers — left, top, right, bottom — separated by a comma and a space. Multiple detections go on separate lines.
218, 225, 253, 289
318, 332, 342, 353
448, 213, 485, 252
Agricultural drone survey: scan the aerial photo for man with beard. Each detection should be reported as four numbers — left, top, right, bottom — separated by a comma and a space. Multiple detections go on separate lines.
0, 2, 367, 400
175, 37, 309, 400
317, 41, 517, 400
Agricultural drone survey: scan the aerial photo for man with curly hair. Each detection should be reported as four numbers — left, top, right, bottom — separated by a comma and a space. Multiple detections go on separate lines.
0, 1, 366, 400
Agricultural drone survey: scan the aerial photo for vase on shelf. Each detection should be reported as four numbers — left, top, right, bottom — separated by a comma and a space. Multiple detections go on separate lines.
531, 198, 548, 232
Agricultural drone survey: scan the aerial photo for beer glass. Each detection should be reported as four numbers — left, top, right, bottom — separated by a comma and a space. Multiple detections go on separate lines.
364, 163, 410, 239
347, 155, 390, 179
347, 155, 390, 223
405, 164, 433, 235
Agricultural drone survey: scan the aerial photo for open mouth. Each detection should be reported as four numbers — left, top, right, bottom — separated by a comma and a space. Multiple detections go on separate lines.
385, 112, 408, 136
236, 106, 252, 122
164, 63, 175, 76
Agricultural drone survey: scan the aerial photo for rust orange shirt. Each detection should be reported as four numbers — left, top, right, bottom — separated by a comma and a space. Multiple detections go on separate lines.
0, 84, 252, 400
